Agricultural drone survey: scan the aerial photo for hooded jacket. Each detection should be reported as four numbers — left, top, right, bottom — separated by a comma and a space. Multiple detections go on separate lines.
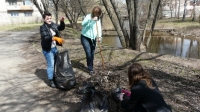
40, 21, 65, 51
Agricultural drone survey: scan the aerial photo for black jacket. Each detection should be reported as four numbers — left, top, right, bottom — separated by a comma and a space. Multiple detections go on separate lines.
121, 80, 172, 112
40, 21, 65, 51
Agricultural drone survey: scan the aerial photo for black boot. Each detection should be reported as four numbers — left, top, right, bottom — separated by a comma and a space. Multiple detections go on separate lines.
49, 80, 56, 88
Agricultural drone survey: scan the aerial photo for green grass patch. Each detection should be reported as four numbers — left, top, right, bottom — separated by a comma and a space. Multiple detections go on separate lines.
0, 23, 42, 31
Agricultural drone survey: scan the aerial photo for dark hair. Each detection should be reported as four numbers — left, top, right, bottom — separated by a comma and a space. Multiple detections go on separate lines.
128, 63, 153, 88
42, 11, 52, 19
91, 6, 102, 19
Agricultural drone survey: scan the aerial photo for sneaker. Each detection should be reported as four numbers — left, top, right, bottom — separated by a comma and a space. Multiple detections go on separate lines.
89, 71, 94, 76
49, 80, 56, 88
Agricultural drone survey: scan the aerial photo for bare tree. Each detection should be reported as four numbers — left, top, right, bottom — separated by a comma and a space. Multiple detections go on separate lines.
102, 0, 126, 47
142, 0, 153, 46
175, 0, 177, 17
178, 0, 181, 19
170, 0, 173, 17
182, 0, 188, 21
110, 0, 129, 47
147, 0, 161, 47
126, 0, 134, 48
101, 0, 162, 50
51, 0, 60, 24
132, 0, 141, 50
78, 0, 86, 16
31, 0, 49, 16
41, 0, 49, 13
192, 0, 196, 21
59, 0, 82, 28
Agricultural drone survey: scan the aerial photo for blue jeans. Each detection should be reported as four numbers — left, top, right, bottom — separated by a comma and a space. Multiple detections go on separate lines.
81, 35, 96, 71
42, 47, 58, 80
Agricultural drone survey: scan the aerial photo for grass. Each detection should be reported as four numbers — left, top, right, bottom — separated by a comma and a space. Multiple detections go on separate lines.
155, 18, 200, 29
0, 20, 82, 31
0, 23, 42, 31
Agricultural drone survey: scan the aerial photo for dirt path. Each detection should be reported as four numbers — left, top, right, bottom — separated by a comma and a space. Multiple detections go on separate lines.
0, 30, 44, 112
0, 30, 84, 112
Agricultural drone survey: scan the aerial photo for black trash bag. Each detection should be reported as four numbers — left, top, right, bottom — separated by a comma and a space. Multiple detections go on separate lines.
112, 87, 130, 103
54, 50, 76, 90
112, 87, 122, 103
79, 84, 108, 112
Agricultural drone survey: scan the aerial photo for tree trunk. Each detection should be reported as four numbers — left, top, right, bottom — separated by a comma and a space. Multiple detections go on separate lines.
102, 0, 126, 47
182, 0, 187, 21
147, 0, 161, 47
52, 0, 59, 24
31, 0, 46, 16
178, 0, 181, 19
126, 0, 134, 48
175, 0, 177, 17
110, 0, 129, 47
192, 0, 196, 21
41, 0, 49, 13
78, 0, 86, 16
133, 0, 141, 50
170, 0, 172, 18
142, 0, 153, 46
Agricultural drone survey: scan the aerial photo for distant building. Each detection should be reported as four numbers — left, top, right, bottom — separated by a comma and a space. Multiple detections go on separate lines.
0, 0, 42, 25
163, 0, 200, 18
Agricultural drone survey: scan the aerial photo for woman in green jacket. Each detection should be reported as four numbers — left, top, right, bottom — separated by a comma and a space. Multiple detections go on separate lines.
81, 6, 102, 75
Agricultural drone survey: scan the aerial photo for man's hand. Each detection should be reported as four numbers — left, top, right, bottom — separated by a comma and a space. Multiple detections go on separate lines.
53, 36, 64, 44
60, 17, 65, 22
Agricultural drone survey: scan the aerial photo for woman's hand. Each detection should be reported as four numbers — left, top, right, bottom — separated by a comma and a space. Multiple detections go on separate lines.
92, 16, 98, 21
97, 37, 101, 43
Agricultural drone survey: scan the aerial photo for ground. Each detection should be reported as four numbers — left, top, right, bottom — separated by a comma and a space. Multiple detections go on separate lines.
0, 27, 199, 112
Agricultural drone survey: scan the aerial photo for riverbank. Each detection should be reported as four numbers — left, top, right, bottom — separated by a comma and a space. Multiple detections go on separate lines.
0, 20, 199, 111
25, 26, 200, 112
155, 18, 200, 39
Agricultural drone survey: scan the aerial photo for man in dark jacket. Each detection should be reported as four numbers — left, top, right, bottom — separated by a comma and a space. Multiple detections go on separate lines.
40, 12, 65, 88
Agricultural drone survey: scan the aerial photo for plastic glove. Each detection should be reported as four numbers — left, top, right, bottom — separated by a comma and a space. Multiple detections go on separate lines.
53, 36, 64, 44
119, 93, 124, 101
121, 89, 131, 97
92, 16, 98, 21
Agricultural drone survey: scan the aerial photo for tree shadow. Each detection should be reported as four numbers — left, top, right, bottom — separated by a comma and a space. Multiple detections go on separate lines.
71, 59, 88, 73
34, 68, 83, 112
147, 69, 200, 112
34, 69, 49, 85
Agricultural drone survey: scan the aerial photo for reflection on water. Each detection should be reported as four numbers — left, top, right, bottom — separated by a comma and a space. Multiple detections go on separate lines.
103, 35, 200, 59
103, 35, 122, 48
147, 36, 199, 59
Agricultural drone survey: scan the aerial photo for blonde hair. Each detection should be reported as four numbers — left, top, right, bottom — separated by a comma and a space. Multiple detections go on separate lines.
128, 63, 154, 89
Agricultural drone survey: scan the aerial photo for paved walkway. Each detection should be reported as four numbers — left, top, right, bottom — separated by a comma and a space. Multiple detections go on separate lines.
0, 31, 54, 112
0, 30, 89, 112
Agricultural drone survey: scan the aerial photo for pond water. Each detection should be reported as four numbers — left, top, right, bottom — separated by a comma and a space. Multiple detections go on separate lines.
102, 34, 200, 59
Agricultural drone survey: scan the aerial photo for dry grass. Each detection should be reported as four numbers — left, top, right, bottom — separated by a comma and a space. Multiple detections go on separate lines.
155, 18, 200, 29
